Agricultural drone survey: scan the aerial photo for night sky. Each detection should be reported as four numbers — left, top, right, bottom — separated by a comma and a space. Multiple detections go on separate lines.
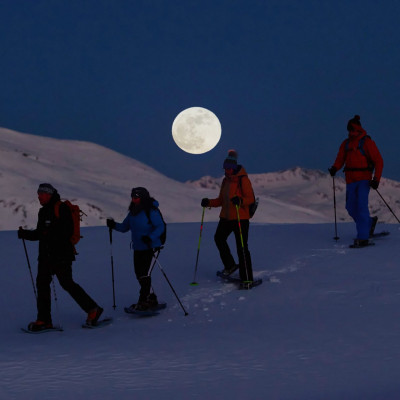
1, 0, 399, 182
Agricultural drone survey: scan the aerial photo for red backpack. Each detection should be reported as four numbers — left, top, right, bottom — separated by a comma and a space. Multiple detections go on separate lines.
55, 200, 85, 254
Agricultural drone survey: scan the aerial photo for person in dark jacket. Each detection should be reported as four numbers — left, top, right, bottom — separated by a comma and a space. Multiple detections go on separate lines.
107, 187, 165, 311
201, 150, 255, 286
329, 115, 384, 247
18, 183, 103, 331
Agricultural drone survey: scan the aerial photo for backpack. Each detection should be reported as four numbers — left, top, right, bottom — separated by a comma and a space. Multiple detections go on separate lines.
55, 200, 85, 254
344, 135, 374, 172
238, 176, 259, 218
145, 207, 167, 246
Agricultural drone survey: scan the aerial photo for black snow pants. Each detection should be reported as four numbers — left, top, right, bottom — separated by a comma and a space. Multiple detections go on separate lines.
214, 218, 253, 281
133, 249, 155, 301
36, 259, 98, 323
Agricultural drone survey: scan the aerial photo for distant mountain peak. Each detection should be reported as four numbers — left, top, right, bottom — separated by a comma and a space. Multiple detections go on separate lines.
1, 127, 400, 229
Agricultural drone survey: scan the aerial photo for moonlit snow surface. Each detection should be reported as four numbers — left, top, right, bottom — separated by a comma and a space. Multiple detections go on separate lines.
172, 107, 221, 154
1, 222, 400, 399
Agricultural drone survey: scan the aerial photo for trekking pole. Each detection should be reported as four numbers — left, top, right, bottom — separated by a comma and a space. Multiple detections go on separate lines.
235, 205, 250, 283
21, 237, 37, 300
190, 207, 205, 286
153, 257, 189, 316
332, 177, 340, 241
109, 228, 116, 310
376, 189, 400, 223
149, 248, 161, 276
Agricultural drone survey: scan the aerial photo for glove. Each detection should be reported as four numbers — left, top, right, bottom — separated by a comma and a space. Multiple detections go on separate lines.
17, 227, 27, 239
231, 196, 242, 206
106, 218, 116, 229
328, 166, 337, 177
201, 198, 210, 207
369, 177, 379, 190
141, 235, 152, 248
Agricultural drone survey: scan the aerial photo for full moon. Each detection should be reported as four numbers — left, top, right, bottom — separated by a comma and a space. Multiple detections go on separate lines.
171, 107, 221, 154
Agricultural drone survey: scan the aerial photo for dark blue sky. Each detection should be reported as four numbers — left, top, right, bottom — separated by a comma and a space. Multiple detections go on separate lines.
1, 0, 399, 182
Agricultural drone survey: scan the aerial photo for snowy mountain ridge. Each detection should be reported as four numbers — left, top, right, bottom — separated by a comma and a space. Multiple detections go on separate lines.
189, 167, 400, 224
1, 127, 400, 230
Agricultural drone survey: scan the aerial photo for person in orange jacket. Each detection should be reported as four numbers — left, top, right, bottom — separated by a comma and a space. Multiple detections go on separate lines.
329, 115, 384, 247
201, 150, 254, 282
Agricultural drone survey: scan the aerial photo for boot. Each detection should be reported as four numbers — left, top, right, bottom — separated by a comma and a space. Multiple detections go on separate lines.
135, 301, 150, 311
28, 320, 53, 332
352, 239, 370, 248
147, 293, 158, 308
222, 264, 239, 276
86, 307, 103, 326
369, 216, 378, 237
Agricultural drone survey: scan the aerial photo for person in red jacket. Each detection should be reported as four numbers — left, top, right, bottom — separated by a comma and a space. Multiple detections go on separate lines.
201, 150, 254, 283
329, 115, 384, 247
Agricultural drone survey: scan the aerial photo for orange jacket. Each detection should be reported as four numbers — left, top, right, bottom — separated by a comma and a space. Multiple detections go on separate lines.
209, 166, 254, 220
333, 126, 383, 184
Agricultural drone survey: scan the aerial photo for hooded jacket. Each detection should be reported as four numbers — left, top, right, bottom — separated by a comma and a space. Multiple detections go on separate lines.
333, 124, 383, 184
114, 200, 165, 250
209, 166, 254, 220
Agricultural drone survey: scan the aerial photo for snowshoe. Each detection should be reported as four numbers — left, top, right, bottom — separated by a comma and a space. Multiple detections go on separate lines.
239, 280, 263, 290
349, 239, 375, 248
124, 303, 167, 316
217, 270, 263, 289
370, 231, 390, 238
221, 264, 239, 276
82, 317, 113, 329
22, 320, 63, 334
27, 320, 53, 332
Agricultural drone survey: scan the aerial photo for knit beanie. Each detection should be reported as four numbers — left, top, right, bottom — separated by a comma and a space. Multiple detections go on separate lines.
37, 183, 57, 195
222, 149, 238, 170
131, 187, 150, 199
347, 115, 362, 131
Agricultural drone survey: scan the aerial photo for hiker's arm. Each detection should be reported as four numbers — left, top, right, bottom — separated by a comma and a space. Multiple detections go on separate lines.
367, 140, 384, 181
22, 210, 48, 241
332, 140, 347, 171
209, 179, 225, 207
114, 214, 131, 233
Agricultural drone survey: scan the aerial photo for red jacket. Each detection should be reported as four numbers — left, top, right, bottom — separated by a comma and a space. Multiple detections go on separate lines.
333, 126, 383, 184
209, 166, 254, 220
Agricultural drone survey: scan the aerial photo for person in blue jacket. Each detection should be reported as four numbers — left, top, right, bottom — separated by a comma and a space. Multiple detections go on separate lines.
107, 187, 165, 311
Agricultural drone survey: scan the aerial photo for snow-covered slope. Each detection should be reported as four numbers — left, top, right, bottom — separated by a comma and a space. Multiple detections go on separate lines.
0, 127, 216, 229
189, 167, 400, 224
1, 223, 400, 399
1, 127, 400, 230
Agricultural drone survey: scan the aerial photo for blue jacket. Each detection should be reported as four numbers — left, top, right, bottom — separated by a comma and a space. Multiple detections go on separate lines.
114, 201, 164, 251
